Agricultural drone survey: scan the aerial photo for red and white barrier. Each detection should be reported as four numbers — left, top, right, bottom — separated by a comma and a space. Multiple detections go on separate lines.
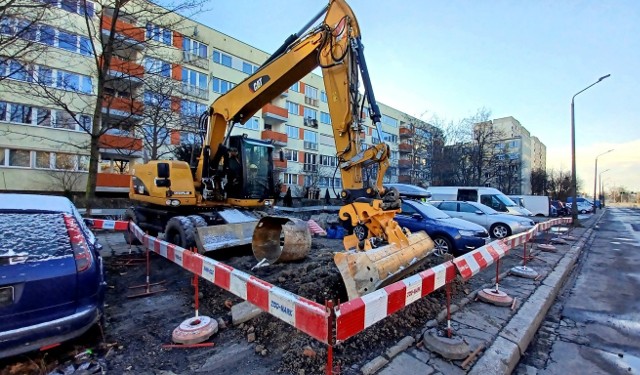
453, 241, 510, 280
334, 261, 457, 342
85, 218, 129, 231
129, 222, 331, 344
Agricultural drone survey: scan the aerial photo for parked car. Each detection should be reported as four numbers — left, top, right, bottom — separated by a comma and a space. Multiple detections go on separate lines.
431, 200, 536, 239
395, 199, 489, 257
565, 201, 593, 214
0, 194, 106, 359
550, 200, 568, 216
422, 186, 532, 216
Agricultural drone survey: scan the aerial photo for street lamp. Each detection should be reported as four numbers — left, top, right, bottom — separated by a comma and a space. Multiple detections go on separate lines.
570, 74, 611, 223
593, 149, 613, 213
599, 168, 610, 207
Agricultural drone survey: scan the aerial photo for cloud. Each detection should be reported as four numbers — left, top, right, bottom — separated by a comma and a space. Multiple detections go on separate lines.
547, 138, 640, 192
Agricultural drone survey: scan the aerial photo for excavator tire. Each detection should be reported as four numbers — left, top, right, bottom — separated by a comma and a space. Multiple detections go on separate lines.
187, 215, 208, 228
122, 208, 141, 245
165, 216, 197, 250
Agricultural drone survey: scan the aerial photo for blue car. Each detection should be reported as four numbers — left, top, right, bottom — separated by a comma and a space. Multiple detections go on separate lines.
0, 194, 106, 359
395, 199, 489, 257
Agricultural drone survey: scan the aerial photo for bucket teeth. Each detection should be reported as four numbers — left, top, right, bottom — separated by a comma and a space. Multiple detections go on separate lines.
334, 231, 435, 300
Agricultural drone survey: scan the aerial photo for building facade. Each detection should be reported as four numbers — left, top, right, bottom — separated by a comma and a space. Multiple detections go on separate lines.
0, 0, 429, 197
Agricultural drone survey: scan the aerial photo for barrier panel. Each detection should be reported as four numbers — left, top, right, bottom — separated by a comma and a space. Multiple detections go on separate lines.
89, 216, 573, 364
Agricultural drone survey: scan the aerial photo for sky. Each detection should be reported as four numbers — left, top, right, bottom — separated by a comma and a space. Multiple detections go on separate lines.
191, 1, 640, 192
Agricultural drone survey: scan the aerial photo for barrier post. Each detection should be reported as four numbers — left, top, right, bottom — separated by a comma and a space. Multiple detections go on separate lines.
511, 235, 539, 279
325, 300, 335, 375
477, 257, 513, 307
127, 231, 167, 298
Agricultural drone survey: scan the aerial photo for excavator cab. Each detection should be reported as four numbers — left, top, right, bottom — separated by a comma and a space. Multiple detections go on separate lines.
223, 135, 276, 201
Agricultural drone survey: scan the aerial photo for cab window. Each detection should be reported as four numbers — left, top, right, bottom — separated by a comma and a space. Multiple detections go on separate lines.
481, 194, 507, 212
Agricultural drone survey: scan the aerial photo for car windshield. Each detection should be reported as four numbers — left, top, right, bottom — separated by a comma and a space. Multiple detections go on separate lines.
0, 212, 72, 263
495, 194, 518, 206
418, 202, 451, 219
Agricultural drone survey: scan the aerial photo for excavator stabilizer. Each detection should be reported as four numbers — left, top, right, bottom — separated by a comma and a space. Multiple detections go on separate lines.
334, 231, 435, 300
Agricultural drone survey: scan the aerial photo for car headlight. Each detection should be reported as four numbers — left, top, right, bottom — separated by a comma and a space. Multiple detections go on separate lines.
459, 230, 476, 237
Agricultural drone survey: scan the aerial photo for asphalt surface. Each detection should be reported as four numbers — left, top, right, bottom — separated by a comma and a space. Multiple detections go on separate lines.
516, 207, 640, 374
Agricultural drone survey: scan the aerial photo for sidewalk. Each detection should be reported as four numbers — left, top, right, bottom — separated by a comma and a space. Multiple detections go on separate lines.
364, 213, 601, 375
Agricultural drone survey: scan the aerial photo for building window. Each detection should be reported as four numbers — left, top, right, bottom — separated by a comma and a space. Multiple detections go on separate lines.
143, 57, 171, 77
8, 149, 30, 167
180, 99, 207, 117
9, 104, 32, 124
381, 114, 398, 127
320, 111, 331, 124
320, 155, 337, 167
144, 92, 171, 109
303, 107, 317, 120
284, 149, 298, 162
382, 131, 398, 144
238, 117, 259, 131
183, 37, 207, 58
283, 173, 298, 184
286, 101, 298, 115
212, 50, 232, 67
320, 90, 327, 103
212, 76, 235, 94
146, 23, 172, 45
286, 125, 299, 139
304, 130, 317, 144
35, 151, 51, 169
242, 62, 253, 74
182, 68, 207, 89
290, 82, 299, 92
304, 85, 318, 106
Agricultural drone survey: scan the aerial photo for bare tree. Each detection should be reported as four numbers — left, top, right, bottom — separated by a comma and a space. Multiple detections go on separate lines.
45, 165, 87, 199
531, 168, 547, 195
2, 0, 206, 210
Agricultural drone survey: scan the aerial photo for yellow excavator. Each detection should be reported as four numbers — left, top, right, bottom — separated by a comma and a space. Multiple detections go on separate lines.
128, 0, 435, 299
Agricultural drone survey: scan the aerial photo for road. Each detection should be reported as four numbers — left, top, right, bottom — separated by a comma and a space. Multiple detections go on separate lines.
516, 207, 640, 374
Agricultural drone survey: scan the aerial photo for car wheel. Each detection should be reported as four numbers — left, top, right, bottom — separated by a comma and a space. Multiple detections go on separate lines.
490, 223, 511, 239
580, 209, 587, 214
432, 236, 452, 257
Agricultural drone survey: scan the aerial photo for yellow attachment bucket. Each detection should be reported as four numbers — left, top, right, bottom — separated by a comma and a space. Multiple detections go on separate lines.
334, 231, 435, 300
194, 221, 257, 253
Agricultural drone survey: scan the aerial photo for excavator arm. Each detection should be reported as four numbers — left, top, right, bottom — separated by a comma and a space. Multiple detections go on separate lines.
197, 0, 434, 299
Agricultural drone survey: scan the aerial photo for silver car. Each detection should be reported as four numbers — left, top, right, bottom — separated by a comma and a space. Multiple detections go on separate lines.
431, 200, 536, 239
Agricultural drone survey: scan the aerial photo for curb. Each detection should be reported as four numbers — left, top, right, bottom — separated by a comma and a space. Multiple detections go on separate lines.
468, 212, 605, 375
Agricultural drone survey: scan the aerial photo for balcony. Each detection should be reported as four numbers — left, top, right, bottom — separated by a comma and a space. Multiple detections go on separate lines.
101, 96, 144, 119
262, 103, 288, 123
303, 141, 318, 151
398, 159, 412, 168
398, 143, 412, 152
399, 126, 413, 137
182, 51, 210, 70
261, 130, 287, 146
101, 16, 144, 50
98, 134, 143, 159
273, 159, 287, 170
96, 173, 131, 193
304, 96, 319, 107
102, 56, 144, 84
181, 83, 209, 101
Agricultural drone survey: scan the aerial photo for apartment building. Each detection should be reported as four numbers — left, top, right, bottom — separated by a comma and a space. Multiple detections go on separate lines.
531, 136, 546, 172
0, 0, 423, 197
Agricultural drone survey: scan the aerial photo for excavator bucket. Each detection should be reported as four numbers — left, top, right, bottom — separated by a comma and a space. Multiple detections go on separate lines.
195, 221, 258, 253
334, 231, 435, 300
194, 209, 259, 253
252, 216, 312, 264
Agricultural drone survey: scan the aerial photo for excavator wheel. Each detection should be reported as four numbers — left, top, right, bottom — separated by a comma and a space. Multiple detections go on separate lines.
165, 216, 197, 250
187, 215, 208, 228
122, 208, 141, 245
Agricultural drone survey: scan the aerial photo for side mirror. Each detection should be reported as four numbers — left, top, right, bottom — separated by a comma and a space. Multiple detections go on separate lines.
475, 210, 484, 215
279, 150, 285, 162
157, 162, 170, 179
412, 213, 422, 220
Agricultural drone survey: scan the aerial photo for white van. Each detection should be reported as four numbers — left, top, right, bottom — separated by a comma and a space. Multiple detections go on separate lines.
509, 195, 551, 217
426, 186, 532, 216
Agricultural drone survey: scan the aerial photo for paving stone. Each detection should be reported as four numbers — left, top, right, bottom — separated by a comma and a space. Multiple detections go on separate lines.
469, 336, 520, 375
377, 353, 434, 375
456, 327, 494, 343
451, 310, 501, 334
429, 357, 466, 375
360, 356, 388, 375
408, 348, 431, 364
384, 336, 415, 359
231, 301, 263, 325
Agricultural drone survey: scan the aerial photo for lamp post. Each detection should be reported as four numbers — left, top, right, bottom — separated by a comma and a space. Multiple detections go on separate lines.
599, 169, 610, 207
593, 149, 613, 213
570, 74, 611, 223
